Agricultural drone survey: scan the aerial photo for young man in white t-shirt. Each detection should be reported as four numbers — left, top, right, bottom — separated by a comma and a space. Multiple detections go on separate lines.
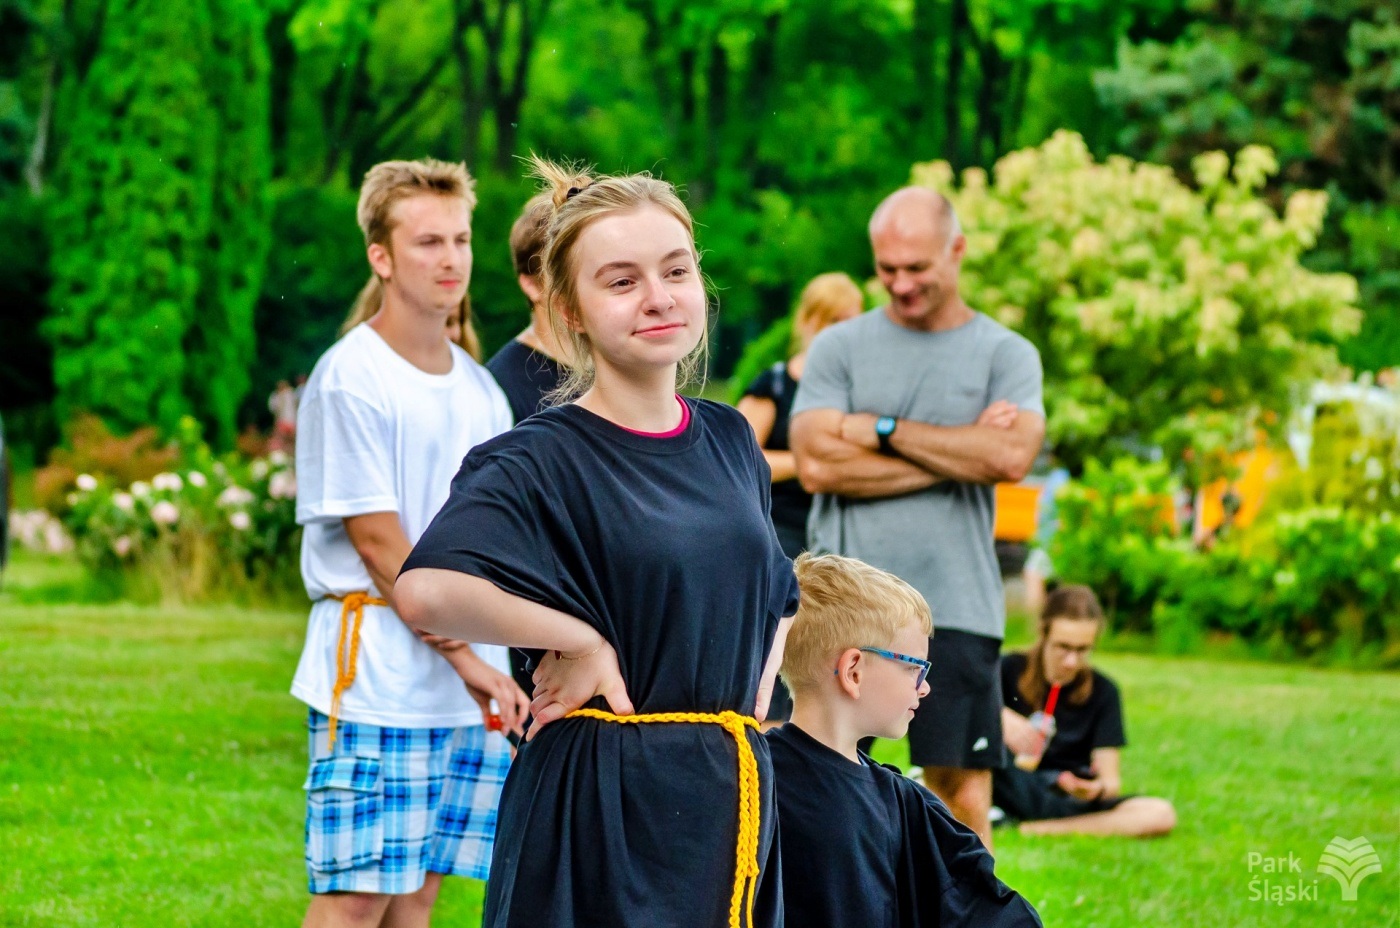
293, 158, 529, 928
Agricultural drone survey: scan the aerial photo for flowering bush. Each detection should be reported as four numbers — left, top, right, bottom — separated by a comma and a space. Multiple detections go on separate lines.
1053, 433, 1400, 665
60, 423, 300, 602
910, 131, 1362, 476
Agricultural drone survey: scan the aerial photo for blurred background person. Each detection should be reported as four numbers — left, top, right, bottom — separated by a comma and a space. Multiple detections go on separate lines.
487, 193, 568, 422
738, 271, 863, 729
996, 584, 1177, 838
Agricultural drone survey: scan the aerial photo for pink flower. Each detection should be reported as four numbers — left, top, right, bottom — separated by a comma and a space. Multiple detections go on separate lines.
112, 536, 133, 557
150, 501, 180, 526
229, 511, 252, 531
268, 470, 297, 500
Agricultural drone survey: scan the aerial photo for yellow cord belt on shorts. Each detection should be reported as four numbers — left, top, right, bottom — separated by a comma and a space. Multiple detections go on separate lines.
326, 591, 388, 751
567, 708, 762, 928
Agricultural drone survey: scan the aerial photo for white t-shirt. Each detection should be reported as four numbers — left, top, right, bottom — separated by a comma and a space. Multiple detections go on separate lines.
291, 324, 514, 729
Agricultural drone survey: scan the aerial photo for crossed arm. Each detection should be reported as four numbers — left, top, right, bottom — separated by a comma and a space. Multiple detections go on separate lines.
789, 401, 1044, 498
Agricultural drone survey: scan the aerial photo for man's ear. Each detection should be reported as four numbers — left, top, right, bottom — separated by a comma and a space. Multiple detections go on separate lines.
367, 243, 393, 281
518, 273, 544, 306
835, 647, 863, 698
949, 233, 967, 263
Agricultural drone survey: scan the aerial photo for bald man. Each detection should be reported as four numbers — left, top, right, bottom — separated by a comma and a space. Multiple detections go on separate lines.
789, 187, 1045, 848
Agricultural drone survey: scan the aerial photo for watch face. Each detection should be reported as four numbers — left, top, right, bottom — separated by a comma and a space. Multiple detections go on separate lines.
876, 416, 896, 436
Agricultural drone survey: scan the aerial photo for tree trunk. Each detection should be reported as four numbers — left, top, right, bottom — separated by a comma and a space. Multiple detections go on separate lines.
453, 11, 481, 167
702, 38, 728, 195
944, 0, 968, 170
908, 0, 939, 156
265, 7, 295, 177
24, 58, 57, 195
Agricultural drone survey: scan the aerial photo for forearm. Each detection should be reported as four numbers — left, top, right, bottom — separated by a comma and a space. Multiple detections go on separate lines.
797, 438, 938, 498
395, 568, 601, 655
762, 449, 798, 483
889, 420, 1032, 484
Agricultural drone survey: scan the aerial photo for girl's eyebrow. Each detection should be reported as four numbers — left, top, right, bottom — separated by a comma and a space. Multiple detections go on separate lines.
593, 249, 691, 280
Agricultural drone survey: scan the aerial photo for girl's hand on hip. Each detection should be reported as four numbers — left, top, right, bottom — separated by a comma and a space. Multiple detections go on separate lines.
527, 638, 633, 741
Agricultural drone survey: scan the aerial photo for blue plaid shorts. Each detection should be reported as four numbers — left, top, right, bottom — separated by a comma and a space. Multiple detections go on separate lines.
303, 708, 511, 895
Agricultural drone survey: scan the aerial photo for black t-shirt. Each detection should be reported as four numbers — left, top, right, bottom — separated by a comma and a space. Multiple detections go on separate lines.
767, 724, 1041, 928
999, 653, 1127, 773
743, 362, 813, 538
486, 338, 565, 423
404, 398, 798, 928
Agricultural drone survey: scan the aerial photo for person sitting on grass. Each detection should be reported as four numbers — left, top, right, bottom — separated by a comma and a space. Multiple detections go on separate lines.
996, 584, 1177, 838
767, 553, 1042, 928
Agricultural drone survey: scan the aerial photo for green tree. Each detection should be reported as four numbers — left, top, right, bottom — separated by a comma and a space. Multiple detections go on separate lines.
186, 0, 273, 448
914, 131, 1361, 472
1095, 1, 1400, 372
45, 0, 273, 445
46, 1, 218, 437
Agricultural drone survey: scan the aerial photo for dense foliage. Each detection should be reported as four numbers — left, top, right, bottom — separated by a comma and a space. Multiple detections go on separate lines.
39, 0, 271, 445
2, 0, 1394, 457
58, 417, 302, 603
1051, 398, 1400, 665
918, 131, 1361, 471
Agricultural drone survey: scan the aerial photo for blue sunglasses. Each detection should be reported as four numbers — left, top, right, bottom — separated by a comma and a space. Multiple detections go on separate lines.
835, 647, 931, 689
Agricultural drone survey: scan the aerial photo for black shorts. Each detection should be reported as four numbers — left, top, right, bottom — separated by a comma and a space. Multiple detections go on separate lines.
907, 628, 1004, 769
993, 764, 1130, 821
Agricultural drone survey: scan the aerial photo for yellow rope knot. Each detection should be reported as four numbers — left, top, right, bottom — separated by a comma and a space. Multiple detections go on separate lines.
326, 591, 388, 751
567, 708, 763, 928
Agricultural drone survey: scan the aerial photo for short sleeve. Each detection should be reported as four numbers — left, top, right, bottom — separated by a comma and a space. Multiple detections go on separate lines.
1091, 676, 1128, 749
401, 455, 562, 611
989, 333, 1045, 418
743, 366, 778, 402
295, 388, 398, 525
789, 328, 853, 417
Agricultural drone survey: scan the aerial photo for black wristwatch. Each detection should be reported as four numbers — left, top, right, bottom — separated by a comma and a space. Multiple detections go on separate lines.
875, 416, 898, 455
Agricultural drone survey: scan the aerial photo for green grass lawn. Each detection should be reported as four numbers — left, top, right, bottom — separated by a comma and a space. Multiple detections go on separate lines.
2, 549, 1397, 927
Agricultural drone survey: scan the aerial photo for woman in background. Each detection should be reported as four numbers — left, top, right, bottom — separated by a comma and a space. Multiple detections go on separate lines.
737, 272, 862, 726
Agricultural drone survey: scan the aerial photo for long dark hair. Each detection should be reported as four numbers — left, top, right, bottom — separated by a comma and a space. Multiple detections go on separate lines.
1017, 584, 1104, 710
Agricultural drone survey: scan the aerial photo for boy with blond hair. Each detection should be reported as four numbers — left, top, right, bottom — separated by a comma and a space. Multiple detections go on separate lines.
294, 158, 528, 928
767, 553, 1041, 927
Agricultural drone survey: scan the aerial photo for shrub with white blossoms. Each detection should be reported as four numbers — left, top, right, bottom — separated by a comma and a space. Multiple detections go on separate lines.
61, 438, 301, 601
909, 131, 1361, 476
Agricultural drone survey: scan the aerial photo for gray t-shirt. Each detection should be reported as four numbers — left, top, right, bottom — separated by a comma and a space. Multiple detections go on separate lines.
791, 309, 1044, 639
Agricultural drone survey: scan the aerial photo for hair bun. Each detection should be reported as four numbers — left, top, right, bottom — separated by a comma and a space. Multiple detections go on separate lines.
528, 153, 596, 209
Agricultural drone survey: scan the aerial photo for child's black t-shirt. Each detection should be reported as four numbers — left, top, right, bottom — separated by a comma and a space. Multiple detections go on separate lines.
1000, 652, 1127, 772
766, 723, 1041, 928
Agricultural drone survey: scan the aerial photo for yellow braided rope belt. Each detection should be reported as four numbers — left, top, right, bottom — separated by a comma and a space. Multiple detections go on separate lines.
325, 591, 388, 751
567, 708, 762, 928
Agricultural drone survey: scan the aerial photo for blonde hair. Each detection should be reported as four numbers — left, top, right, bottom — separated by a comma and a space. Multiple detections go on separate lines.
528, 154, 708, 402
791, 272, 863, 353
340, 158, 483, 360
781, 553, 934, 692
